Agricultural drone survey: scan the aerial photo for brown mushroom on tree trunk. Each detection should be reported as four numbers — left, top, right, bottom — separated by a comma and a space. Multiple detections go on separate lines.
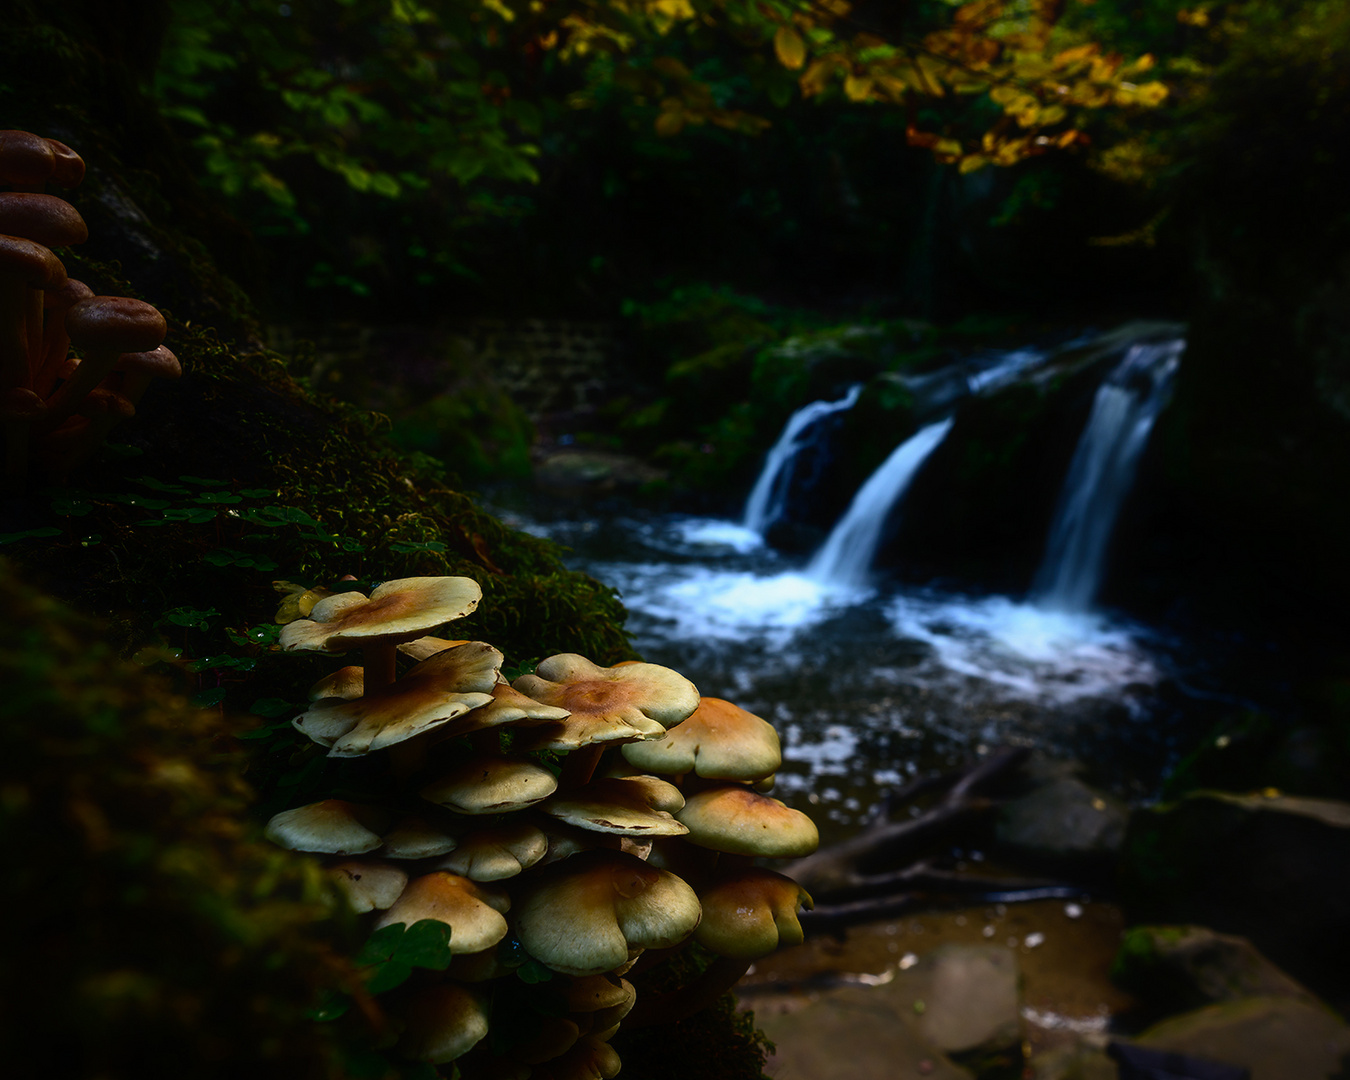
40, 295, 165, 435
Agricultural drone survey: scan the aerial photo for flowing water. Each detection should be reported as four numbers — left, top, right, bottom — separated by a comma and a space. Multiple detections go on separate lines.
742, 384, 863, 536
496, 335, 1238, 841
1032, 340, 1184, 612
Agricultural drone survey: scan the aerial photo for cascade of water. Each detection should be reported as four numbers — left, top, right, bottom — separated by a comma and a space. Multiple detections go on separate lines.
808, 416, 956, 588
1032, 339, 1184, 612
742, 384, 863, 535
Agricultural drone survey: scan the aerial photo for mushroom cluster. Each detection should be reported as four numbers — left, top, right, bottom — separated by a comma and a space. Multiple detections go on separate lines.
264, 575, 818, 1076
0, 128, 179, 490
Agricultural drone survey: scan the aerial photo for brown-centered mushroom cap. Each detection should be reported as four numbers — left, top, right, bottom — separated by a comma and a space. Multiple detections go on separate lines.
292, 641, 500, 757
0, 193, 88, 247
421, 753, 559, 815
396, 982, 490, 1065
376, 872, 510, 955
677, 784, 819, 858
263, 798, 387, 855
541, 776, 689, 837
65, 295, 166, 354
278, 576, 482, 654
694, 868, 814, 959
328, 859, 409, 913
511, 654, 699, 751
512, 849, 701, 976
433, 820, 549, 881
0, 131, 55, 188
622, 696, 782, 781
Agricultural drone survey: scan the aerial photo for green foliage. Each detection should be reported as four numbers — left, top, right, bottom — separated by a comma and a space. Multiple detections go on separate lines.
0, 564, 360, 1079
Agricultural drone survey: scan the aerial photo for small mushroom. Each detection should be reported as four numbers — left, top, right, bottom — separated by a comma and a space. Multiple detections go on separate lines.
512, 849, 701, 976
676, 783, 819, 859
395, 982, 490, 1064
380, 816, 459, 860
263, 799, 388, 855
512, 654, 699, 785
279, 575, 483, 690
292, 642, 500, 758
328, 859, 409, 913
0, 234, 65, 392
433, 820, 549, 881
41, 295, 165, 434
694, 868, 813, 959
541, 776, 689, 837
421, 753, 558, 815
376, 872, 510, 955
621, 696, 781, 782
0, 130, 56, 190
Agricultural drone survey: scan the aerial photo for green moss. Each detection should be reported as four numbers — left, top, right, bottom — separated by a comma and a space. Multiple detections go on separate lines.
0, 563, 364, 1079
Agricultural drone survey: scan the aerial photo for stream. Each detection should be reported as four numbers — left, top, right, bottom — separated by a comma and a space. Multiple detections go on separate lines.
487, 332, 1282, 848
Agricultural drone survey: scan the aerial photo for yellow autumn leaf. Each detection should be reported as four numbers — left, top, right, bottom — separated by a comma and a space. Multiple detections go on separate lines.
655, 106, 686, 136
843, 75, 873, 102
800, 57, 835, 97
1134, 81, 1169, 106
959, 154, 989, 174
1053, 44, 1098, 68
775, 26, 807, 71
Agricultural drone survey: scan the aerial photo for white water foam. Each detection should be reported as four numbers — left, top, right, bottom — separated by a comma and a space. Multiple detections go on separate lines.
887, 592, 1159, 703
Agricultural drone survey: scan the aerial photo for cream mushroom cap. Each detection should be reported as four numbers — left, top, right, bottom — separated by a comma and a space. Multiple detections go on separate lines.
513, 850, 702, 976
677, 784, 819, 858
376, 872, 510, 955
328, 860, 409, 913
622, 696, 782, 781
278, 576, 482, 654
293, 642, 500, 756
434, 820, 549, 881
380, 816, 459, 859
511, 654, 699, 750
541, 776, 689, 837
694, 868, 814, 959
421, 754, 558, 815
263, 799, 386, 855
396, 982, 490, 1064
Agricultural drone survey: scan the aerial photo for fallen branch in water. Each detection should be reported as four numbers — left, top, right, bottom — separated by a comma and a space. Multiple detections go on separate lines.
791, 746, 1030, 900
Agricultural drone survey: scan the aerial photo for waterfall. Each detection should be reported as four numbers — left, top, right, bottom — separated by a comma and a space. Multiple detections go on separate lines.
808, 416, 956, 588
1032, 339, 1184, 612
742, 384, 863, 535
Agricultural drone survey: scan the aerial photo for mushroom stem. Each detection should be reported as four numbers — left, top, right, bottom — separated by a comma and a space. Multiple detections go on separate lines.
23, 285, 42, 385
0, 278, 28, 391
560, 743, 605, 789
362, 641, 398, 692
387, 738, 427, 782
624, 956, 753, 1028
37, 346, 118, 434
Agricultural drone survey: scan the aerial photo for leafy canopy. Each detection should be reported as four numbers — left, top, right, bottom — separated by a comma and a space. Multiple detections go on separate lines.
154, 0, 1168, 215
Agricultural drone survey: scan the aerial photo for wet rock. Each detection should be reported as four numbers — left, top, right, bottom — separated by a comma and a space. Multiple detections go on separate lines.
1030, 1040, 1117, 1080
1119, 791, 1350, 1007
906, 944, 1023, 1068
1130, 996, 1350, 1080
1111, 925, 1317, 1018
532, 448, 668, 497
993, 775, 1128, 873
754, 991, 974, 1080
751, 943, 1023, 1080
